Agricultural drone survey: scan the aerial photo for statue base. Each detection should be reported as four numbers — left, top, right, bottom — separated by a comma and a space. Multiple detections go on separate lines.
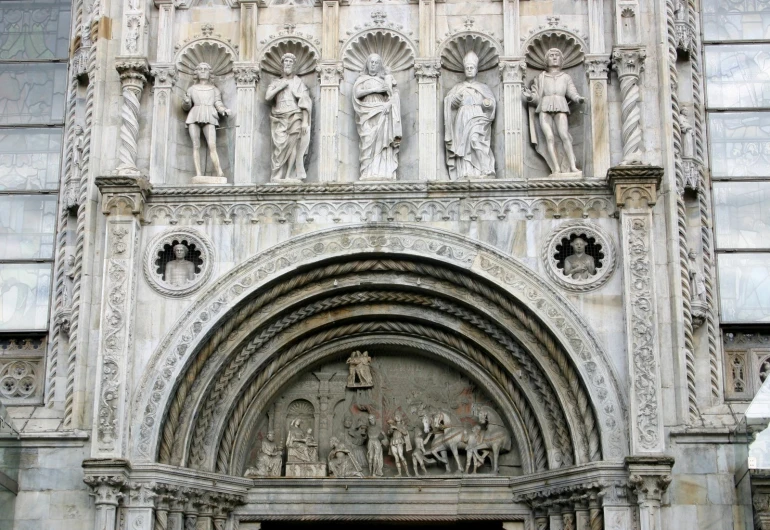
192, 176, 228, 185
530, 171, 583, 180
268, 179, 305, 185
358, 175, 396, 182
285, 462, 327, 478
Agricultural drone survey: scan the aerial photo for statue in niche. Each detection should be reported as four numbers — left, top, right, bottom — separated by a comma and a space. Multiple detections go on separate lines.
680, 107, 694, 159
562, 237, 596, 280
364, 414, 386, 477
346, 350, 373, 388
410, 427, 434, 475
286, 419, 317, 462
523, 48, 585, 177
444, 51, 496, 179
387, 412, 412, 477
182, 62, 231, 179
353, 54, 402, 181
328, 437, 364, 478
164, 244, 196, 286
244, 431, 283, 477
265, 53, 312, 182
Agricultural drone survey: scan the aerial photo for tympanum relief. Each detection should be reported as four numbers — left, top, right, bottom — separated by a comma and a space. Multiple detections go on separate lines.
243, 351, 516, 478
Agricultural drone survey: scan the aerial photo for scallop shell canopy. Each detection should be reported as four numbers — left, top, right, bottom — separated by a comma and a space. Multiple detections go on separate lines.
342, 30, 415, 72
524, 31, 586, 70
178, 41, 236, 77
260, 39, 319, 77
440, 34, 500, 73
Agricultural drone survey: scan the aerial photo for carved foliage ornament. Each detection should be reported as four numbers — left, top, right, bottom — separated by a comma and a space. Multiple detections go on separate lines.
542, 221, 616, 292
143, 228, 214, 297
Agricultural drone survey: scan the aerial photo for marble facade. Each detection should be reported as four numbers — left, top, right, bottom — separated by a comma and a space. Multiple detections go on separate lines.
0, 0, 759, 529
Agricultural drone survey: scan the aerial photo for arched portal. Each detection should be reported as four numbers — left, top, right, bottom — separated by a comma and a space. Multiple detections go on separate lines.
131, 224, 627, 481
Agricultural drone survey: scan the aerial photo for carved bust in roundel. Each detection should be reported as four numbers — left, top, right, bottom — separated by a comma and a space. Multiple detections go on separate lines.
143, 229, 214, 297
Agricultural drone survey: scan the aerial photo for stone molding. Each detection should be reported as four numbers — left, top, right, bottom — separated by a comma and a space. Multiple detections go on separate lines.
131, 224, 627, 464
608, 165, 663, 209
143, 228, 215, 298
97, 176, 152, 219
541, 220, 617, 293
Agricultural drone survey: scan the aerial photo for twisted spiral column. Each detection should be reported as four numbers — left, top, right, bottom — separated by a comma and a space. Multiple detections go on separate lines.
612, 47, 646, 165
116, 59, 149, 173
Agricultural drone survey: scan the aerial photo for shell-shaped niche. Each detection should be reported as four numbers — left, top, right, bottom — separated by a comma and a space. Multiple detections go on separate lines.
260, 38, 320, 77
440, 34, 500, 73
342, 29, 415, 72
523, 30, 586, 70
177, 40, 236, 77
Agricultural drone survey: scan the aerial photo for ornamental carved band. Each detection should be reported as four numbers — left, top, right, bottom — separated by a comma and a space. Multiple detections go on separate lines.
116, 59, 150, 173
612, 47, 646, 165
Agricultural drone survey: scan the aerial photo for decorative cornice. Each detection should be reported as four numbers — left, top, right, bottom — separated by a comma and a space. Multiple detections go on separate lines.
608, 165, 663, 209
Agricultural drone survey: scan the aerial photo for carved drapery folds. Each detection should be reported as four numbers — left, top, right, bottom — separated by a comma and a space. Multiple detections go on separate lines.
115, 58, 150, 175
612, 47, 647, 165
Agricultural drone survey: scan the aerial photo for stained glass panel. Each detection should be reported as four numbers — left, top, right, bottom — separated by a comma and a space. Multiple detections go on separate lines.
704, 0, 770, 41
0, 2, 71, 61
719, 253, 770, 323
0, 195, 57, 260
0, 263, 51, 331
709, 112, 770, 177
0, 128, 62, 191
715, 182, 770, 248
706, 45, 770, 108
0, 63, 67, 125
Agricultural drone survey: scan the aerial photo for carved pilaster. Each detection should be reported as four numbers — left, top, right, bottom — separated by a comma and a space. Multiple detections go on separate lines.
92, 177, 149, 457
610, 166, 664, 455
499, 58, 527, 179
626, 455, 674, 530
600, 482, 633, 530
149, 65, 176, 184
612, 47, 646, 165
123, 482, 158, 530
317, 61, 343, 182
574, 500, 589, 530
415, 59, 441, 181
419, 0, 436, 56
585, 55, 611, 179
115, 58, 150, 175
154, 0, 176, 62
321, 0, 340, 59
233, 64, 260, 185
83, 459, 131, 530
240, 2, 259, 62
167, 490, 187, 530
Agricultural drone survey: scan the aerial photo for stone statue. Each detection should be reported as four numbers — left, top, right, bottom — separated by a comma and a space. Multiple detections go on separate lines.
286, 418, 314, 462
182, 62, 231, 179
244, 431, 283, 477
346, 350, 374, 388
165, 244, 196, 286
523, 48, 585, 177
265, 53, 312, 182
364, 414, 386, 477
464, 425, 490, 474
387, 412, 412, 477
444, 51, 496, 179
343, 414, 368, 470
681, 107, 694, 159
688, 249, 706, 304
353, 53, 402, 181
562, 237, 596, 280
328, 437, 364, 478
410, 427, 434, 475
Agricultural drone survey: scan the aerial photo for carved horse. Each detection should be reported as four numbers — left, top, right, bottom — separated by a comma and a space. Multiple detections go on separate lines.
422, 412, 468, 473
471, 407, 512, 474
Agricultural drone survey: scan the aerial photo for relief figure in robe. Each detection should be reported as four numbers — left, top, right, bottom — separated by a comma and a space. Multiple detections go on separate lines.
353, 54, 402, 181
444, 51, 496, 179
265, 53, 312, 182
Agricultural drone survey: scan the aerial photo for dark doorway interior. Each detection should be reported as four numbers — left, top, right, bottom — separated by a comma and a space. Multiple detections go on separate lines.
263, 522, 508, 530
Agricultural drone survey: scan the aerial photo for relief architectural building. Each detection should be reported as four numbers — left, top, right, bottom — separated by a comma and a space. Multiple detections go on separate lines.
1, 0, 770, 528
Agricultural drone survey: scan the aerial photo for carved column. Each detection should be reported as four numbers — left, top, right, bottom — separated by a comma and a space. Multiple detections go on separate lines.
499, 59, 527, 179
115, 59, 150, 174
167, 492, 186, 530
318, 62, 343, 182
549, 505, 564, 530
534, 512, 549, 530
601, 482, 633, 530
184, 494, 201, 530
585, 55, 611, 179
83, 459, 131, 530
322, 0, 339, 60
240, 1, 259, 62
92, 176, 150, 457
627, 456, 674, 530
502, 0, 519, 55
233, 64, 259, 184
149, 65, 176, 184
123, 482, 157, 530
612, 47, 647, 165
610, 165, 664, 455
588, 491, 603, 530
574, 499, 590, 530
415, 60, 440, 180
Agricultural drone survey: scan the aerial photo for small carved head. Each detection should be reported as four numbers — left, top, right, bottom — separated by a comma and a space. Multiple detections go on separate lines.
570, 237, 587, 254
546, 48, 564, 69
343, 414, 353, 428
173, 243, 188, 259
281, 53, 296, 75
463, 51, 479, 79
266, 431, 275, 441
364, 54, 385, 77
194, 62, 212, 81
368, 414, 376, 425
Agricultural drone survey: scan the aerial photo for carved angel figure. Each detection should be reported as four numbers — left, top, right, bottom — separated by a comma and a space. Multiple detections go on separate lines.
182, 62, 231, 178
353, 54, 402, 181
523, 48, 585, 176
444, 51, 496, 179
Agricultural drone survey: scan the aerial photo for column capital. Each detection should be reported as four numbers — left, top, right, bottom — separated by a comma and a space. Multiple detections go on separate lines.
116, 56, 150, 85
150, 63, 177, 88
317, 61, 343, 86
83, 458, 131, 506
608, 165, 663, 209
626, 455, 675, 504
414, 59, 441, 80
96, 175, 151, 218
499, 57, 527, 83
125, 481, 159, 509
584, 54, 611, 80
611, 46, 646, 79
233, 63, 260, 86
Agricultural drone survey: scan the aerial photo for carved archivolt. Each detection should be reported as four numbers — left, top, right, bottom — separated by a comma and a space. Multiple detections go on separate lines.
143, 228, 214, 297
175, 25, 237, 77
341, 29, 416, 72
542, 221, 617, 292
522, 26, 587, 70
259, 35, 320, 77
438, 32, 501, 73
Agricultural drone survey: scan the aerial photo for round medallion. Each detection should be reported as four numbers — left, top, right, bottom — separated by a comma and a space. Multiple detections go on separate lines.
542, 221, 616, 292
143, 228, 214, 297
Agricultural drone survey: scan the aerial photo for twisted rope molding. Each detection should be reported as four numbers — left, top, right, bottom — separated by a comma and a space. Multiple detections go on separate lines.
185, 291, 571, 470
221, 330, 548, 475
